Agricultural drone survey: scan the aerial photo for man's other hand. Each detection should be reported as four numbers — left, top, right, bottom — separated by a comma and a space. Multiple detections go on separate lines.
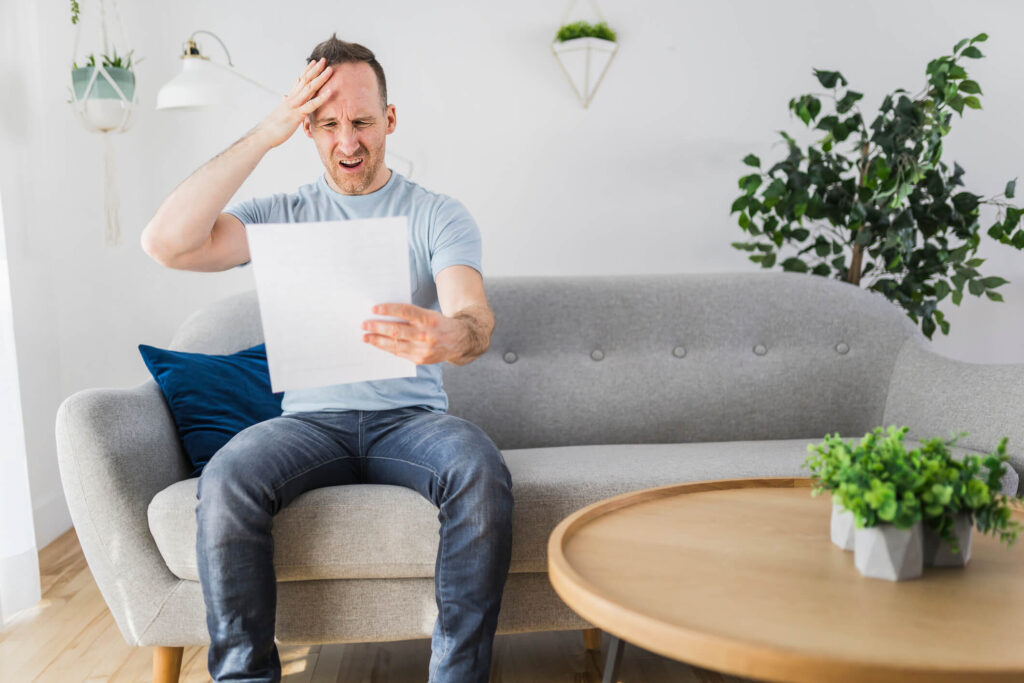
254, 58, 333, 148
362, 303, 476, 365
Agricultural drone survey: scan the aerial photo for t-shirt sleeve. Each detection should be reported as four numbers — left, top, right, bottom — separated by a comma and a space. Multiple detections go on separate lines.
223, 196, 276, 268
224, 195, 274, 226
429, 197, 483, 278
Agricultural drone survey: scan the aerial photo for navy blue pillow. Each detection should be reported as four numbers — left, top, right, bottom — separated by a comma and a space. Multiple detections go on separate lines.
138, 343, 283, 477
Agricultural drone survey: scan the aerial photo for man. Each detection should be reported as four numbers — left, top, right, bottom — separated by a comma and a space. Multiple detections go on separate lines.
140, 35, 513, 683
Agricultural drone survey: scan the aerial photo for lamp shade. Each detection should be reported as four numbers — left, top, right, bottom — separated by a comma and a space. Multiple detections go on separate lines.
157, 56, 239, 109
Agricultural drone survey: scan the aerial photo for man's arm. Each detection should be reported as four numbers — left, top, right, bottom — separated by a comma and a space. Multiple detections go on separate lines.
362, 265, 495, 366
140, 59, 335, 272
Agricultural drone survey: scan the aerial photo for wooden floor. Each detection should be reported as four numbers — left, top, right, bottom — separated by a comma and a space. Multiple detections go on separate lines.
0, 529, 754, 682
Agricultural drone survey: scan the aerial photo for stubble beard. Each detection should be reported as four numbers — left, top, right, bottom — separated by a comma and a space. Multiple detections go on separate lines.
329, 146, 386, 195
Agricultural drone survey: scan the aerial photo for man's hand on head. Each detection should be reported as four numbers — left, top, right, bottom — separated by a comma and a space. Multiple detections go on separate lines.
252, 58, 333, 148
362, 303, 491, 366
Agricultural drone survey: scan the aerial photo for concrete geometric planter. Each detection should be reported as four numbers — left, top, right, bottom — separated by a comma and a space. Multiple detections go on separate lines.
854, 522, 924, 581
830, 501, 855, 551
923, 514, 974, 567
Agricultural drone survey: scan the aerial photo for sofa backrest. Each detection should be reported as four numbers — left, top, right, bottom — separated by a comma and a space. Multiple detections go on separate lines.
170, 272, 921, 450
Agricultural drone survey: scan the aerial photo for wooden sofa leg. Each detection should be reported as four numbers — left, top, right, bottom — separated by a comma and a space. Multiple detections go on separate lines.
583, 628, 602, 651
153, 646, 184, 683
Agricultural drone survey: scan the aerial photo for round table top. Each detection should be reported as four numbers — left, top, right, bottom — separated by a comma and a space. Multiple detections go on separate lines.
547, 477, 1024, 683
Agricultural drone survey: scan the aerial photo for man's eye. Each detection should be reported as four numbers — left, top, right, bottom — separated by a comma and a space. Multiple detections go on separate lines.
355, 121, 371, 127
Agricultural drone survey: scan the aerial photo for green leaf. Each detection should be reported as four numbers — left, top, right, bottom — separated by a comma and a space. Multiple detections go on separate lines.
1006, 179, 1016, 199
812, 264, 831, 276
743, 154, 761, 168
953, 38, 970, 53
963, 95, 982, 110
836, 90, 864, 114
792, 227, 810, 241
985, 290, 1005, 302
813, 69, 847, 89
961, 46, 984, 59
739, 213, 751, 229
959, 80, 982, 94
739, 174, 762, 195
953, 290, 963, 305
971, 32, 989, 43
781, 257, 809, 273
1013, 231, 1024, 249
935, 280, 950, 300
798, 104, 811, 125
981, 276, 1009, 288
731, 196, 749, 213
969, 279, 985, 295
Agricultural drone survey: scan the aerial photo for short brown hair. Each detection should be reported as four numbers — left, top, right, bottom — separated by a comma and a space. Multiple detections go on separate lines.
307, 34, 387, 110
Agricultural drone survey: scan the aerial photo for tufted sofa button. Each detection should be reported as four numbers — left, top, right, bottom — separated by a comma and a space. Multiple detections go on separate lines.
502, 351, 518, 364
672, 345, 687, 358
835, 342, 850, 355
590, 349, 605, 361
753, 344, 767, 356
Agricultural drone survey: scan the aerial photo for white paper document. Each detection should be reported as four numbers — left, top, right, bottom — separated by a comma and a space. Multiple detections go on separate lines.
245, 217, 416, 393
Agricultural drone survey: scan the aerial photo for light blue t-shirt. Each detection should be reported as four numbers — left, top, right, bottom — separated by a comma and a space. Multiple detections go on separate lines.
225, 171, 482, 415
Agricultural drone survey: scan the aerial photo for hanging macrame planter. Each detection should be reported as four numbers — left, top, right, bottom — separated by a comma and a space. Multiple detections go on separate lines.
68, 0, 138, 246
552, 0, 618, 108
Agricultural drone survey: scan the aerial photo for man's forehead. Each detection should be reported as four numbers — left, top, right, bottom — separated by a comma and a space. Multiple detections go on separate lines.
312, 64, 383, 120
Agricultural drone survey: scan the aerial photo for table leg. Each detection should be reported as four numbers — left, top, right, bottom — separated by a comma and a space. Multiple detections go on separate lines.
601, 636, 626, 683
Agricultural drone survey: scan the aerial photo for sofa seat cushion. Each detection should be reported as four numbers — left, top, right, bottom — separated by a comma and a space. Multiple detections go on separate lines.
148, 438, 1018, 582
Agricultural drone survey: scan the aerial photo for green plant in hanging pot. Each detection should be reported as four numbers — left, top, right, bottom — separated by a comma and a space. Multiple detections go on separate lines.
69, 0, 137, 132
731, 33, 1024, 340
552, 20, 618, 108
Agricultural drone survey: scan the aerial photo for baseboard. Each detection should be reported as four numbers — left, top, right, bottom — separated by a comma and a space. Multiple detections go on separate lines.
33, 490, 72, 549
1, 546, 41, 624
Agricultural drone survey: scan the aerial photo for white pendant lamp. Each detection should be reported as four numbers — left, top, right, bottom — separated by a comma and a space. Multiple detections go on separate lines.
157, 31, 276, 110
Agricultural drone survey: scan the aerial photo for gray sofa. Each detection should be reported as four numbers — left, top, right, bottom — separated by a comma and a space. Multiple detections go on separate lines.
55, 272, 1023, 676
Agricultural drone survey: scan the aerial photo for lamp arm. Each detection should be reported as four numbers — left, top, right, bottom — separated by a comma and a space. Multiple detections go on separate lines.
203, 59, 278, 96
189, 29, 234, 66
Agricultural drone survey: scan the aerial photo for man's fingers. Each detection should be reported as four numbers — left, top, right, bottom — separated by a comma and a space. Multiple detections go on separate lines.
362, 319, 416, 340
372, 303, 432, 325
363, 333, 411, 357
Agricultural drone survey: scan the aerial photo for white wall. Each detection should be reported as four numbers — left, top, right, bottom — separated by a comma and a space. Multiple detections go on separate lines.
2, 0, 1023, 548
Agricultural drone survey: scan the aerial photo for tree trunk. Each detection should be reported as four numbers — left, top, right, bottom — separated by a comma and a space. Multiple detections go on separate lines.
847, 142, 871, 286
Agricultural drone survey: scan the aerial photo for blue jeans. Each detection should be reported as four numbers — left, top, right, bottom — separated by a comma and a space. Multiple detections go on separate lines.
195, 407, 515, 683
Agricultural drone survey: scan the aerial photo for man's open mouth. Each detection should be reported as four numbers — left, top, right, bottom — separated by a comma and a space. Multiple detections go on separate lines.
338, 158, 364, 171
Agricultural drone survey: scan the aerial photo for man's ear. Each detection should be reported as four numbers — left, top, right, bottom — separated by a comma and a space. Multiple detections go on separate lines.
385, 104, 397, 135
302, 115, 313, 138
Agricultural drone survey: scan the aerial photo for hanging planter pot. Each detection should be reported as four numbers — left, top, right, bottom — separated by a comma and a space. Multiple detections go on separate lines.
552, 34, 617, 108
71, 65, 135, 132
923, 513, 974, 567
853, 521, 924, 581
68, 0, 139, 246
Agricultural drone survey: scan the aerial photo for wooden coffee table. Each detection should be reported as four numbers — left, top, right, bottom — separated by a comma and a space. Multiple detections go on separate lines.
547, 477, 1024, 683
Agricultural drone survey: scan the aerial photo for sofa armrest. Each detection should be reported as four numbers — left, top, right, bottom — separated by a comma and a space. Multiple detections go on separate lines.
883, 339, 1024, 495
55, 380, 192, 645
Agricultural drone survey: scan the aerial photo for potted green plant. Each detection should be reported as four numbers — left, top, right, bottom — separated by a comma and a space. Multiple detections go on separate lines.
552, 20, 618, 108
805, 433, 857, 550
917, 435, 1022, 566
70, 0, 136, 131
731, 33, 1024, 340
806, 426, 1023, 580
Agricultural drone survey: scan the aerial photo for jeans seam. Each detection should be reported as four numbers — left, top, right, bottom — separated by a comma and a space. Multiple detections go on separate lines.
430, 505, 451, 681
271, 454, 356, 494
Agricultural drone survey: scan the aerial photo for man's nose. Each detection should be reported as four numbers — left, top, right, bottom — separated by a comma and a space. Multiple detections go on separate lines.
336, 125, 360, 156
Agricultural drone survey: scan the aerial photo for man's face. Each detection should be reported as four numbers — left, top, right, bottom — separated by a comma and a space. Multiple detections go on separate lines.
303, 61, 396, 195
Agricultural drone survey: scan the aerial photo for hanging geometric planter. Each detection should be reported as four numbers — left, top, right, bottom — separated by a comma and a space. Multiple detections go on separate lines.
68, 0, 138, 246
552, 0, 618, 108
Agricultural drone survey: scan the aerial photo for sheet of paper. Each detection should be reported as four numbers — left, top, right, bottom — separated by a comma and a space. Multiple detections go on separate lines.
245, 217, 416, 393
